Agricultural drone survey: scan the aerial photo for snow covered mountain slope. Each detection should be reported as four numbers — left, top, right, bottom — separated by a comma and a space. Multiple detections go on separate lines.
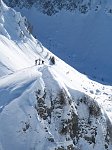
0, 1, 51, 77
0, 1, 112, 150
4, 0, 112, 84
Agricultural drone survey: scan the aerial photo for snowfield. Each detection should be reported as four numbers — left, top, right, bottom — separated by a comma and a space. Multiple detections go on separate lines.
0, 0, 112, 150
11, 0, 112, 84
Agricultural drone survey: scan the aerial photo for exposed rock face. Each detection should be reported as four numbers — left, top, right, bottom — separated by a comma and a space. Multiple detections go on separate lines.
0, 1, 112, 149
34, 82, 112, 150
3, 0, 105, 15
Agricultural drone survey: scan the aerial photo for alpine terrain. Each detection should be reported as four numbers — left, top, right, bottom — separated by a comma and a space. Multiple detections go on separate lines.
0, 0, 112, 150
3, 0, 112, 84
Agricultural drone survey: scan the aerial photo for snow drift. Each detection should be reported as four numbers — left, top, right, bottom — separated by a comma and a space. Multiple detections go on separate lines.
4, 0, 112, 83
0, 1, 112, 150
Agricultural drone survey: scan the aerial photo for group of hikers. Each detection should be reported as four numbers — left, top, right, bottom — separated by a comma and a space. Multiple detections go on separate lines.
35, 58, 44, 65
35, 56, 55, 66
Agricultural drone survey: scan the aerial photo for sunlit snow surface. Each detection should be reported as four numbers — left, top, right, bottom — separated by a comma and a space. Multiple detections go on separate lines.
0, 1, 112, 150
13, 0, 112, 84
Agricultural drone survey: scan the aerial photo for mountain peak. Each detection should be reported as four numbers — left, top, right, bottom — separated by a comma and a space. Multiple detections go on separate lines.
0, 1, 112, 150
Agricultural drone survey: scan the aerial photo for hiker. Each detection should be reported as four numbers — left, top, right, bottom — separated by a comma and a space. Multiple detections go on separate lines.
35, 59, 38, 66
35, 58, 40, 65
42, 60, 44, 64
38, 58, 41, 65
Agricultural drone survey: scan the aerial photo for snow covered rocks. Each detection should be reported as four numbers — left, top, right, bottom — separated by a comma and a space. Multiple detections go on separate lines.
0, 1, 112, 150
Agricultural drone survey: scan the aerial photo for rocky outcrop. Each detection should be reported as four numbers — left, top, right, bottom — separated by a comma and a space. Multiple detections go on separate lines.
3, 0, 105, 15
34, 85, 112, 149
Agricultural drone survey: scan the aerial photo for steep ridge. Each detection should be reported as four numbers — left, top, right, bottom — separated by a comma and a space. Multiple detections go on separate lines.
0, 0, 52, 76
4, 0, 112, 83
0, 1, 112, 150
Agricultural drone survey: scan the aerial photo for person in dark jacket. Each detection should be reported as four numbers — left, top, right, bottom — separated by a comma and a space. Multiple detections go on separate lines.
42, 60, 44, 64
35, 59, 38, 66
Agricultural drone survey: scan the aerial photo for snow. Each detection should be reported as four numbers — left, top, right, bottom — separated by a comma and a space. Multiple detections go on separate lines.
0, 0, 112, 149
14, 1, 112, 84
